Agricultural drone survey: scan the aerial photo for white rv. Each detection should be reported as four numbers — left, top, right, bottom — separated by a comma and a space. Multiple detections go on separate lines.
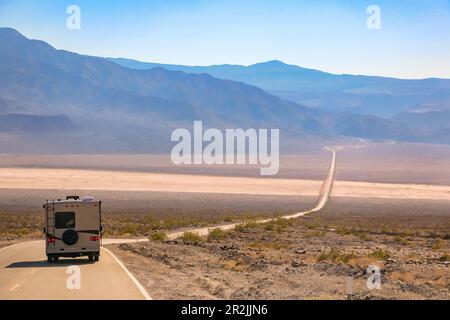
43, 196, 103, 263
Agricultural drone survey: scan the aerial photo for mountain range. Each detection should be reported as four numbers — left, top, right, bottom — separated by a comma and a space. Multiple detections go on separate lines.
109, 58, 450, 119
0, 27, 448, 152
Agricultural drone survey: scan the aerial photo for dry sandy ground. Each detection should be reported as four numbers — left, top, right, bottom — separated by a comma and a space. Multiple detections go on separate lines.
0, 168, 450, 201
2, 142, 450, 184
109, 197, 450, 300
0, 168, 322, 196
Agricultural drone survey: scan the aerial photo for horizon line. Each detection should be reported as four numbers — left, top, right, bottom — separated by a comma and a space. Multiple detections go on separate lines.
103, 56, 450, 81
2, 26, 449, 82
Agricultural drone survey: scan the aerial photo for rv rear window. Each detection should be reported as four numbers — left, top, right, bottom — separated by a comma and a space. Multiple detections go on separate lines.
55, 212, 75, 229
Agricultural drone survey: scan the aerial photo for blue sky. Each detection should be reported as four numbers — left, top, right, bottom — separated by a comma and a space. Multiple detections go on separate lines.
1, 0, 449, 79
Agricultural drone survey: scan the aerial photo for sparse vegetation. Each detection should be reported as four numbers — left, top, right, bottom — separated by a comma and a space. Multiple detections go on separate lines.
432, 239, 444, 251
180, 231, 203, 245
222, 259, 247, 272
336, 227, 352, 236
234, 221, 260, 233
101, 210, 275, 237
207, 228, 227, 241
262, 218, 293, 233
317, 249, 356, 264
0, 212, 43, 240
369, 248, 391, 261
394, 236, 408, 245
249, 241, 289, 250
110, 196, 450, 300
438, 254, 449, 262
305, 218, 323, 230
149, 231, 167, 242
336, 227, 372, 241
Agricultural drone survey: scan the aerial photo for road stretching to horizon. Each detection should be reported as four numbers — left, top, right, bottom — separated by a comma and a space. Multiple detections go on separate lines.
0, 148, 336, 300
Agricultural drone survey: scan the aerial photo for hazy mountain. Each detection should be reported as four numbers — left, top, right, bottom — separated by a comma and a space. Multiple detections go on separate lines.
1, 28, 317, 127
109, 58, 450, 119
0, 114, 76, 133
393, 105, 450, 143
0, 28, 434, 152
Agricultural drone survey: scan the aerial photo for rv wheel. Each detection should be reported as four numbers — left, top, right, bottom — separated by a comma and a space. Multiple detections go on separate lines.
47, 256, 54, 263
94, 255, 99, 262
89, 256, 94, 262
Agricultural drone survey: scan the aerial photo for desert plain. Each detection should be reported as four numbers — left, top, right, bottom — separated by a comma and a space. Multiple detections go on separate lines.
0, 142, 449, 299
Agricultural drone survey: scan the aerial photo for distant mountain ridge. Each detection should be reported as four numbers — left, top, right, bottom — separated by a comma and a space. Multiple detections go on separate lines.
0, 27, 444, 152
108, 58, 450, 119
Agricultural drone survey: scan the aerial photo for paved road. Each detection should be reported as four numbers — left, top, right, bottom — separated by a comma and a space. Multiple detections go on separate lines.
0, 147, 335, 300
0, 241, 150, 300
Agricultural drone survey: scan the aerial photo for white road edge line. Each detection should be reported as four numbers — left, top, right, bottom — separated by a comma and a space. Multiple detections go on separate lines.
102, 247, 152, 300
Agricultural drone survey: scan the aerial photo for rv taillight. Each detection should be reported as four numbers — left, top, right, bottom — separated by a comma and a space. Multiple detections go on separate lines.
47, 236, 56, 244
90, 236, 99, 242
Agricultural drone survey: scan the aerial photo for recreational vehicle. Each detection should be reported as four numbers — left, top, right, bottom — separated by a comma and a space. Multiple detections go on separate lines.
43, 196, 102, 263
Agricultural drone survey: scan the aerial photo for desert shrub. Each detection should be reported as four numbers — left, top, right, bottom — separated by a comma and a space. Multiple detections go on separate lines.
223, 216, 235, 223
263, 218, 292, 233
394, 236, 408, 245
400, 229, 415, 237
356, 232, 371, 241
336, 227, 351, 236
317, 249, 356, 264
222, 259, 247, 272
207, 228, 227, 241
119, 223, 138, 235
336, 227, 371, 241
243, 221, 260, 228
432, 239, 444, 250
149, 231, 167, 242
180, 231, 203, 244
369, 248, 391, 261
305, 221, 321, 230
438, 254, 449, 262
235, 221, 260, 232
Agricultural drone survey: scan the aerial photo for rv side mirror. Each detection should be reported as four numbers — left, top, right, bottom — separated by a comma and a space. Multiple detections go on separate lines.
43, 227, 46, 234
100, 225, 104, 234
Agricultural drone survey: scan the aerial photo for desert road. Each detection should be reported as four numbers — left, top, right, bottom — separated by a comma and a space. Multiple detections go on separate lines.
0, 148, 335, 300
166, 147, 336, 238
0, 241, 151, 300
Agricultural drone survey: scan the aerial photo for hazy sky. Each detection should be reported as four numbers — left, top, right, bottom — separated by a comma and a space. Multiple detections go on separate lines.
1, 0, 449, 79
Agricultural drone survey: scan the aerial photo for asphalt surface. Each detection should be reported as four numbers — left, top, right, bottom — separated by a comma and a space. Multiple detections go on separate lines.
0, 241, 150, 300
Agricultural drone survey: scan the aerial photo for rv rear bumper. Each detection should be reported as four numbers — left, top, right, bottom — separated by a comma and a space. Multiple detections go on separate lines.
47, 251, 100, 258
